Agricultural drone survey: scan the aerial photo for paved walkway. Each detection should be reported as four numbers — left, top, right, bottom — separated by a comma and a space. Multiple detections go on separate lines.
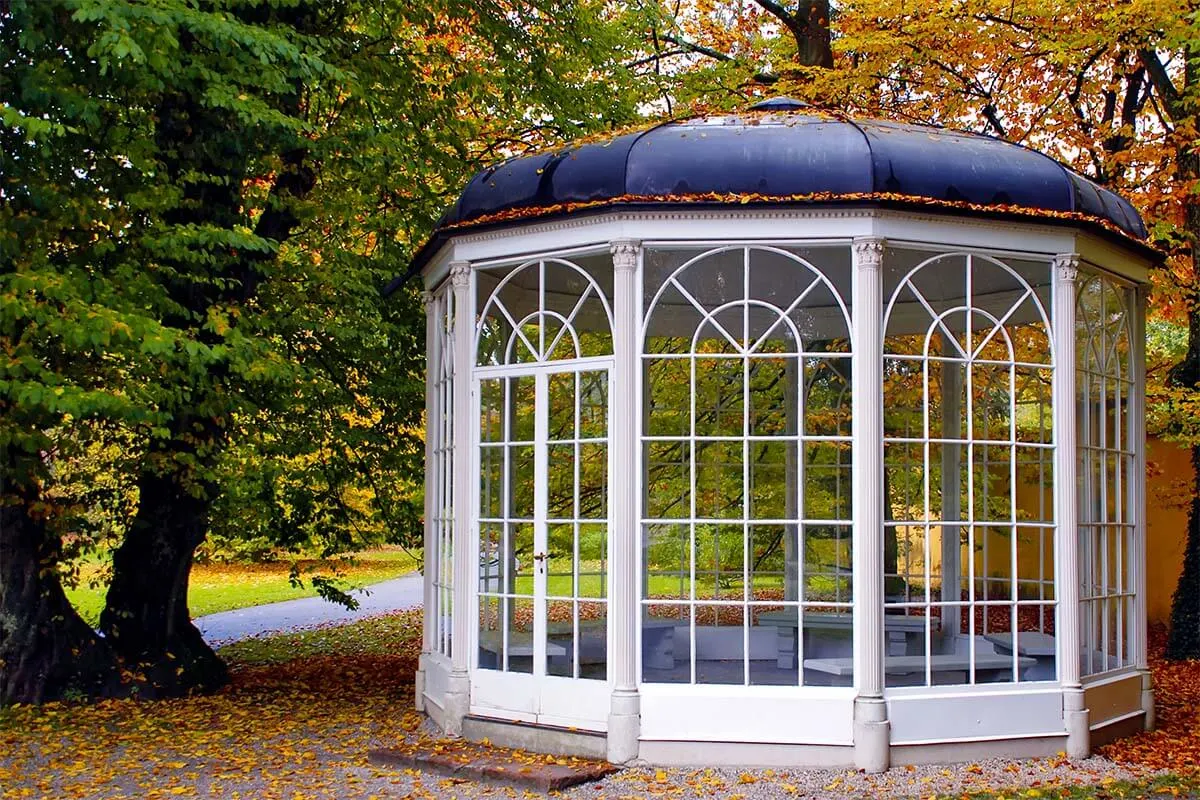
194, 572, 424, 644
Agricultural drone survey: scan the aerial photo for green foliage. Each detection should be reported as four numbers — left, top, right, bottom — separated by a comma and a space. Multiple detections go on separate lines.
3, 0, 653, 572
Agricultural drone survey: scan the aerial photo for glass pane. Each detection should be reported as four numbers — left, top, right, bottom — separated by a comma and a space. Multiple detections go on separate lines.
748, 440, 792, 520
509, 445, 535, 520
546, 523, 575, 598
695, 441, 742, 519
578, 523, 608, 598
578, 371, 608, 440
546, 444, 575, 519
694, 358, 744, 437
643, 523, 688, 602
547, 372, 575, 441
695, 604, 744, 685
578, 442, 608, 519
480, 446, 504, 519
642, 605, 688, 683
480, 378, 506, 443
510, 376, 536, 442
507, 597, 535, 674
511, 523, 535, 596
644, 358, 691, 437
645, 441, 689, 519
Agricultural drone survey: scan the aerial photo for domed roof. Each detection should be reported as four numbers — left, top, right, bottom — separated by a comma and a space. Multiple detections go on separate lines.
403, 100, 1151, 282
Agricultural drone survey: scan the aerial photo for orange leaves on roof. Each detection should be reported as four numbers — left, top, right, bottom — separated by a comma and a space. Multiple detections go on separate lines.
438, 189, 1149, 247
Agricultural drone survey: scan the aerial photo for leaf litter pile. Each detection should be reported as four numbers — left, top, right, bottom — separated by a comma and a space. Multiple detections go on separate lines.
1, 612, 1198, 800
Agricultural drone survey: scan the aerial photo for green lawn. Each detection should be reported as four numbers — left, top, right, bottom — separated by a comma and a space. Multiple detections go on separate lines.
65, 547, 421, 626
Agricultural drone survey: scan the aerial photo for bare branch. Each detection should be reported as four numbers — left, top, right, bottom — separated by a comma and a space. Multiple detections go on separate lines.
658, 32, 735, 63
1138, 48, 1184, 122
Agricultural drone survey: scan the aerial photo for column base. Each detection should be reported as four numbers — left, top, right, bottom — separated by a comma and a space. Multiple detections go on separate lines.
1064, 687, 1090, 759
854, 697, 890, 773
414, 653, 428, 712
1140, 670, 1155, 731
443, 670, 470, 736
607, 689, 641, 764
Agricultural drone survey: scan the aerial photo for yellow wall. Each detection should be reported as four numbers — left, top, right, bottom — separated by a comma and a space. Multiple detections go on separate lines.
1146, 436, 1191, 624
888, 437, 1188, 622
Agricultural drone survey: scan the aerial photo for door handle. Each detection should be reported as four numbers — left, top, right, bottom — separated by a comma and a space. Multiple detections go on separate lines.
532, 552, 548, 573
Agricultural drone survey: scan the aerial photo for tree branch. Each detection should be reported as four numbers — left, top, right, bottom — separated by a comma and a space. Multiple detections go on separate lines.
1138, 48, 1184, 122
658, 32, 735, 63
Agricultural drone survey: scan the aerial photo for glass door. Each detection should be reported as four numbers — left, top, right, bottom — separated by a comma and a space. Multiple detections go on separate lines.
473, 360, 612, 728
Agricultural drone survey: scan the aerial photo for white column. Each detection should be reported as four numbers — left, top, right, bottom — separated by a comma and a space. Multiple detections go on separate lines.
1129, 285, 1153, 729
851, 237, 889, 773
608, 239, 642, 763
445, 261, 473, 735
1052, 253, 1088, 758
417, 289, 437, 711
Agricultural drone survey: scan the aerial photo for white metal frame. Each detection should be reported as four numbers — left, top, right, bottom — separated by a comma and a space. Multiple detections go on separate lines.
881, 250, 1056, 687
426, 285, 456, 660
1076, 270, 1137, 679
416, 207, 1153, 758
639, 244, 854, 687
469, 255, 617, 729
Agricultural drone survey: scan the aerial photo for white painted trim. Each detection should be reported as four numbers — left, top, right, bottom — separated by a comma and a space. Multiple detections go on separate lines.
851, 238, 885, 699
1130, 288, 1148, 673
450, 263, 474, 675
422, 291, 437, 657
1052, 255, 1081, 691
419, 209, 1154, 284
888, 687, 1065, 744
639, 684, 856, 745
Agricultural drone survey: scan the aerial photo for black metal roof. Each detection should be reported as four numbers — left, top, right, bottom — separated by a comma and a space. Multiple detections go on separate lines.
396, 99, 1152, 290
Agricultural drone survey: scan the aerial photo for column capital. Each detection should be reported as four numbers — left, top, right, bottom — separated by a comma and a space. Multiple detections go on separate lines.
1053, 253, 1080, 284
611, 239, 641, 270
449, 260, 471, 287
422, 290, 436, 308
852, 237, 886, 269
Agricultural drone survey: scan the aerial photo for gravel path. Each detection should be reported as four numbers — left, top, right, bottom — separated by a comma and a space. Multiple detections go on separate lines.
193, 572, 423, 644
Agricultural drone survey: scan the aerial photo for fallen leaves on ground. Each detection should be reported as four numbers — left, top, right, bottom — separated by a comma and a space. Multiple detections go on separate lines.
1097, 624, 1200, 776
2, 613, 1200, 799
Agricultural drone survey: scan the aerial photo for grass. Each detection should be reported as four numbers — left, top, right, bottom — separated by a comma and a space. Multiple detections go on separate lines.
64, 547, 421, 625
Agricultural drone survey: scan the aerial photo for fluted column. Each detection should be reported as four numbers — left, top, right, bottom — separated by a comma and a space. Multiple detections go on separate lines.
445, 261, 473, 734
607, 239, 642, 763
851, 237, 889, 773
417, 290, 437, 711
1052, 253, 1088, 757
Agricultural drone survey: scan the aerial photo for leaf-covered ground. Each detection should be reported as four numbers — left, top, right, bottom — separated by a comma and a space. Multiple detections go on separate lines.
1, 613, 1198, 800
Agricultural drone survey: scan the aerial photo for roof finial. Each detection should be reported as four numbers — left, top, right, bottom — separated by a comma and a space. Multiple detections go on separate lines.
748, 97, 809, 112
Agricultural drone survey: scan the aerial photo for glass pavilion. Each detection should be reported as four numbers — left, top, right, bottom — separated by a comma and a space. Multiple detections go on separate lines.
404, 99, 1159, 769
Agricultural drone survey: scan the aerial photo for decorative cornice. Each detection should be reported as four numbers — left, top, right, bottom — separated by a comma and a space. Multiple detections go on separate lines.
852, 237, 886, 269
610, 239, 640, 271
1053, 253, 1080, 284
449, 261, 471, 288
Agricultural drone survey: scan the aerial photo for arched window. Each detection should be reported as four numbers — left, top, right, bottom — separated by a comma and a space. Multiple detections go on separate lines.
429, 285, 455, 658
641, 245, 853, 686
476, 257, 613, 366
1076, 273, 1135, 675
473, 254, 615, 684
882, 250, 1055, 686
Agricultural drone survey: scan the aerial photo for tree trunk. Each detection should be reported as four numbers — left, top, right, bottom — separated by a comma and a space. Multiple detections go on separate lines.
0, 498, 121, 705
1166, 145, 1200, 659
99, 469, 227, 697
